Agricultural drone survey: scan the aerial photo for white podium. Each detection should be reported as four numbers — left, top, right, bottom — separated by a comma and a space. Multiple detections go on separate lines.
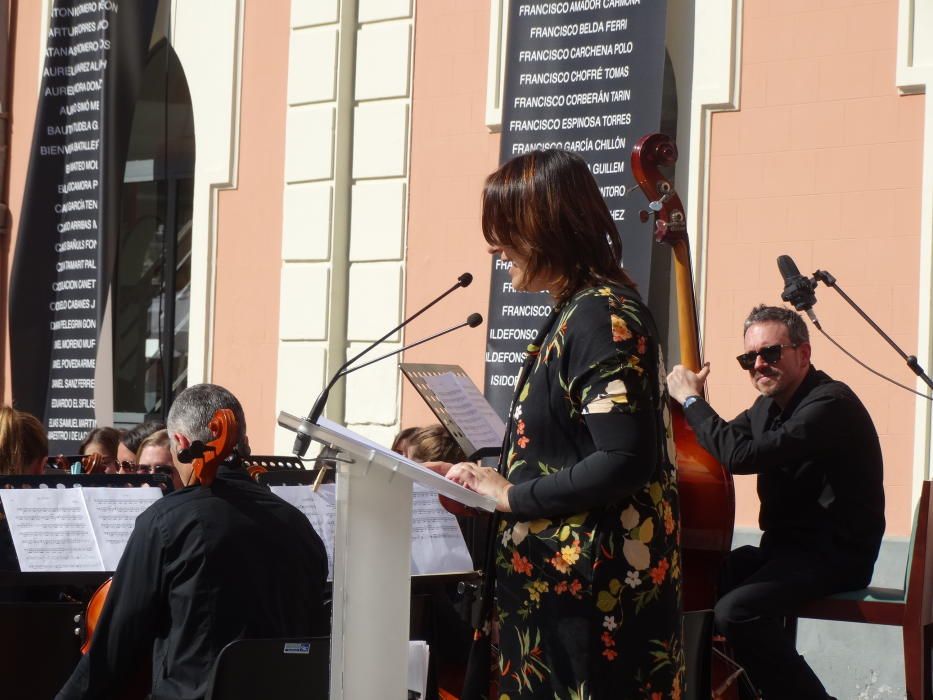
278, 412, 496, 700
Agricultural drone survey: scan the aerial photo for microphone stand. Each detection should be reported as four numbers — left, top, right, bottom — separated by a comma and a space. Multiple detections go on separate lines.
340, 314, 483, 374
812, 269, 933, 392
282, 315, 483, 456
291, 273, 474, 456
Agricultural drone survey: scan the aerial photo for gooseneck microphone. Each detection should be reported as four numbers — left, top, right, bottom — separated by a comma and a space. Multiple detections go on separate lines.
340, 314, 483, 374
777, 255, 821, 328
292, 273, 475, 457
326, 313, 483, 377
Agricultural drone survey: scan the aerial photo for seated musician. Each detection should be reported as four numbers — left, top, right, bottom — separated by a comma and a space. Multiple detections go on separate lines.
405, 424, 474, 695
0, 406, 48, 574
0, 405, 47, 477
134, 428, 174, 476
667, 305, 885, 700
117, 419, 166, 467
57, 383, 329, 700
78, 426, 122, 473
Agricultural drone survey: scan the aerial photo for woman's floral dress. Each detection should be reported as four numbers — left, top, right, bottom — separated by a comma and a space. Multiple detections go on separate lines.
494, 285, 684, 700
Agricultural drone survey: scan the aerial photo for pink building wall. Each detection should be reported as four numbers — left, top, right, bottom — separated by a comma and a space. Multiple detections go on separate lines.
212, 2, 290, 453
3, 2, 44, 405
402, 1, 501, 428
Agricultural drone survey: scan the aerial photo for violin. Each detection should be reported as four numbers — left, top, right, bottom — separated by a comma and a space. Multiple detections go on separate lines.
631, 132, 736, 611
79, 409, 240, 697
45, 453, 105, 474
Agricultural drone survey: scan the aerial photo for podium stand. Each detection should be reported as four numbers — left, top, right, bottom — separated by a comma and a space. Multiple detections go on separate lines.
278, 413, 495, 700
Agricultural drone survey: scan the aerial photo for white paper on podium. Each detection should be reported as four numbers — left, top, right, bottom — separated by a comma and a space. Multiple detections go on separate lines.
421, 372, 506, 449
310, 417, 497, 512
270, 483, 473, 580
0, 487, 162, 572
408, 640, 430, 700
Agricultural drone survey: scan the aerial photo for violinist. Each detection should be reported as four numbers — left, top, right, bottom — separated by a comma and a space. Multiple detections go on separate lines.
117, 420, 166, 466
667, 305, 885, 700
57, 383, 328, 700
0, 406, 48, 576
78, 426, 121, 473
133, 429, 175, 476
0, 406, 47, 477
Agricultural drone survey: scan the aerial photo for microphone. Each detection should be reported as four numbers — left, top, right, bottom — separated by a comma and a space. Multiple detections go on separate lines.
777, 255, 820, 328
325, 313, 483, 375
292, 273, 474, 456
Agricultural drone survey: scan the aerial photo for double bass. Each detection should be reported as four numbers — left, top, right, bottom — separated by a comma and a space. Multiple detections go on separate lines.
631, 132, 736, 611
79, 409, 239, 697
633, 135, 759, 699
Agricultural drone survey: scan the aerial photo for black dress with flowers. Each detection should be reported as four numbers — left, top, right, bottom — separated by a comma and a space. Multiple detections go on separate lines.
493, 284, 684, 700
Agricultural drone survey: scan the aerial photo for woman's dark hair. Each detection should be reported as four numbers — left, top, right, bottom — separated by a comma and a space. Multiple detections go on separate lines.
78, 426, 121, 458
120, 420, 166, 454
482, 148, 635, 303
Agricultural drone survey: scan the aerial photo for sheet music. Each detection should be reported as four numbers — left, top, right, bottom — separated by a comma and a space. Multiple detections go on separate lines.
410, 483, 474, 575
0, 488, 103, 571
270, 483, 473, 580
422, 372, 505, 449
82, 488, 162, 570
0, 486, 163, 572
270, 483, 337, 580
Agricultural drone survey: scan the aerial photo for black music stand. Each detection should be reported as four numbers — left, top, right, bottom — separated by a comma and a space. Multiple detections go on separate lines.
243, 455, 307, 471
400, 363, 504, 460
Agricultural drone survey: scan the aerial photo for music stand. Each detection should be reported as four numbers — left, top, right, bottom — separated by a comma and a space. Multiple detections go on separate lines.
400, 363, 504, 460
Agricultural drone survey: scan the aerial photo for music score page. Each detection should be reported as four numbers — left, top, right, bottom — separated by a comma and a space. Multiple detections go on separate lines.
270, 482, 473, 580
0, 486, 161, 571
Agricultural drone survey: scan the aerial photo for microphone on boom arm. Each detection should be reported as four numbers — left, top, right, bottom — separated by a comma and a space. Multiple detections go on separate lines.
291, 273, 476, 457
777, 254, 821, 328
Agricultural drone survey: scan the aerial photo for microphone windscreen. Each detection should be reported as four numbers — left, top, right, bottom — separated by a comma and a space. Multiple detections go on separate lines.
777, 255, 801, 282
467, 313, 483, 328
458, 272, 473, 287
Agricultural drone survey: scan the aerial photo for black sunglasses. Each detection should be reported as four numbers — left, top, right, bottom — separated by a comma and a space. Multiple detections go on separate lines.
736, 343, 797, 370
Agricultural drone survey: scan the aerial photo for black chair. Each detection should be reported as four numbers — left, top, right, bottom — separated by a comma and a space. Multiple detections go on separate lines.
683, 610, 713, 700
205, 637, 330, 700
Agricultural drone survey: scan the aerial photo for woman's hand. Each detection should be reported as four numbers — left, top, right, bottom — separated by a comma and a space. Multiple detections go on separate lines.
445, 462, 513, 512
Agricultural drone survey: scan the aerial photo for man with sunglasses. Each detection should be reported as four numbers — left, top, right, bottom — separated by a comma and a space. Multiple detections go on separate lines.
667, 305, 884, 700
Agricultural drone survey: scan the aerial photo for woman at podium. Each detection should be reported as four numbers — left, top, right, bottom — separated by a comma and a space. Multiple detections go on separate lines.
435, 149, 685, 699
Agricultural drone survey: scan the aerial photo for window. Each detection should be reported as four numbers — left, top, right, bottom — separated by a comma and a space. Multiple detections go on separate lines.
113, 41, 194, 427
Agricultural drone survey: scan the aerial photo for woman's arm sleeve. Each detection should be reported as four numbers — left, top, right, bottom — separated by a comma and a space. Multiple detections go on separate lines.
506, 410, 657, 521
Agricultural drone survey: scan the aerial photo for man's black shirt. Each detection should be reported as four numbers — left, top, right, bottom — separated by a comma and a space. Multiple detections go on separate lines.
57, 464, 328, 700
684, 367, 885, 584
